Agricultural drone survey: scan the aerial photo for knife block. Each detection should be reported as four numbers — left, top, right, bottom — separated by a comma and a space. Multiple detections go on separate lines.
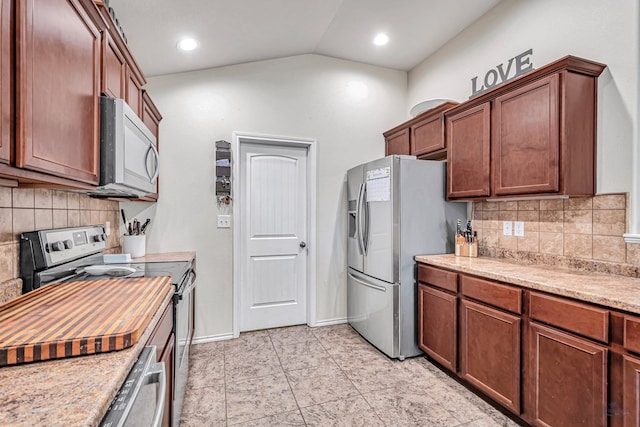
455, 238, 478, 258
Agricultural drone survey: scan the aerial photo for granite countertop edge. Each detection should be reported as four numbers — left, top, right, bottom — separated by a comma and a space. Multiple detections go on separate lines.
131, 251, 196, 263
0, 284, 174, 427
415, 254, 640, 315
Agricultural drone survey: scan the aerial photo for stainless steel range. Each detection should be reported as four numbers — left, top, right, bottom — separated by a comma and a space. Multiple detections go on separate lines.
20, 225, 195, 427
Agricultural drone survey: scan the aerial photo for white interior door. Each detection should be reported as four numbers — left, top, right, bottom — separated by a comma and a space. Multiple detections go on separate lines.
239, 142, 308, 331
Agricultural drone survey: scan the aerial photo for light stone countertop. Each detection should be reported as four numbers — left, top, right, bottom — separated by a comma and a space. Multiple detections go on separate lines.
131, 251, 196, 263
0, 286, 174, 427
415, 254, 640, 315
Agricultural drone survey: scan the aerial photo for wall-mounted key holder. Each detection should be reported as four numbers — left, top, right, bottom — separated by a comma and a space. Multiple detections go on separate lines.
215, 140, 232, 206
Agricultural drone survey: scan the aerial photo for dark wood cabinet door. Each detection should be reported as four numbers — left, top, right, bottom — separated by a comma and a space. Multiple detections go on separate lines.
529, 322, 607, 427
126, 66, 143, 116
493, 74, 560, 196
460, 299, 521, 413
385, 128, 410, 156
623, 355, 640, 427
16, 0, 101, 184
411, 114, 444, 156
101, 31, 126, 99
446, 103, 491, 199
0, 0, 10, 164
418, 284, 457, 372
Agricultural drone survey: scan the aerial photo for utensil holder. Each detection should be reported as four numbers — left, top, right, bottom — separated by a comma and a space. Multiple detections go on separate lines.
122, 235, 146, 258
455, 240, 478, 258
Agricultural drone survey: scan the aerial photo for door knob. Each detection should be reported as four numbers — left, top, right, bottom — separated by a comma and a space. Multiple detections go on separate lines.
299, 241, 306, 248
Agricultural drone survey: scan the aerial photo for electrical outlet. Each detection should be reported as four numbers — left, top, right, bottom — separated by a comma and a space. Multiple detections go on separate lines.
503, 221, 513, 236
217, 215, 231, 228
514, 221, 525, 237
105, 221, 111, 236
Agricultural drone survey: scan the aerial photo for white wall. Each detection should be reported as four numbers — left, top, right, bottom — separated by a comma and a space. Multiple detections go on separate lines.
407, 0, 639, 196
122, 54, 407, 340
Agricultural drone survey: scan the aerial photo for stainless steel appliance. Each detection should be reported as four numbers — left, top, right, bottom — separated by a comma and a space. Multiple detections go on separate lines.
347, 155, 466, 359
100, 345, 166, 427
91, 96, 159, 198
20, 225, 195, 426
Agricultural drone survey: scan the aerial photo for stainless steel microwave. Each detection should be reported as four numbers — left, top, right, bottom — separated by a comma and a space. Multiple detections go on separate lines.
90, 97, 159, 197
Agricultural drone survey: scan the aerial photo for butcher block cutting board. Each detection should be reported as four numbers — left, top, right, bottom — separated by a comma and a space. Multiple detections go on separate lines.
0, 276, 172, 366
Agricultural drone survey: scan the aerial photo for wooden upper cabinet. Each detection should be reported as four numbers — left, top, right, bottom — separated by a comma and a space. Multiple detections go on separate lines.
101, 31, 126, 98
126, 66, 144, 116
411, 114, 445, 157
493, 74, 560, 196
0, 0, 11, 165
384, 101, 457, 159
16, 0, 103, 184
384, 128, 409, 156
446, 103, 491, 199
446, 56, 605, 201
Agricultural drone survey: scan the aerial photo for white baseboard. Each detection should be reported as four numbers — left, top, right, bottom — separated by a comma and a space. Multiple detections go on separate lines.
313, 317, 348, 327
191, 333, 234, 345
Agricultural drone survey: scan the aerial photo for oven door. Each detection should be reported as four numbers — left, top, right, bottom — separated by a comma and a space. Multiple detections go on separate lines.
173, 268, 195, 426
100, 346, 166, 427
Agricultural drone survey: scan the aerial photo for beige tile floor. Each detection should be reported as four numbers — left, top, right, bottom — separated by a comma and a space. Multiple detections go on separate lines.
180, 324, 520, 426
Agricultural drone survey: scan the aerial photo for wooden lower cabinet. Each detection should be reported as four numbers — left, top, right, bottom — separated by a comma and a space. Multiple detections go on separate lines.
459, 299, 521, 413
418, 284, 457, 372
529, 321, 608, 427
623, 355, 640, 427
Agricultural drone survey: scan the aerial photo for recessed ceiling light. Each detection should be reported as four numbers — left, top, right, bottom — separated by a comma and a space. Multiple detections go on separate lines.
177, 38, 198, 51
373, 33, 389, 46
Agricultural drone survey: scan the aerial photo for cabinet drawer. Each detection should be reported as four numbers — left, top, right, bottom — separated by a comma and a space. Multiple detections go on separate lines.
529, 293, 609, 343
460, 275, 522, 314
624, 316, 640, 354
418, 265, 457, 293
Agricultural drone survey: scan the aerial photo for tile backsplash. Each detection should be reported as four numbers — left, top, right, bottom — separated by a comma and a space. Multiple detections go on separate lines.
472, 193, 640, 269
0, 187, 121, 287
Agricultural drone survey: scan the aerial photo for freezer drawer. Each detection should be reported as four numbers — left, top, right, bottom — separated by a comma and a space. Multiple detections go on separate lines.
347, 268, 399, 358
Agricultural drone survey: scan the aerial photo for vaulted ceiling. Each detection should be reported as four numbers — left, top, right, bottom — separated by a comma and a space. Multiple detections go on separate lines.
108, 0, 502, 77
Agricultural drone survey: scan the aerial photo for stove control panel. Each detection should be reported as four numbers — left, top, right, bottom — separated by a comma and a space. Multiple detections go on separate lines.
40, 225, 108, 266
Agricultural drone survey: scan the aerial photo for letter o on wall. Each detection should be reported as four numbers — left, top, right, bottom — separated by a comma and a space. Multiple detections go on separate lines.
484, 69, 499, 89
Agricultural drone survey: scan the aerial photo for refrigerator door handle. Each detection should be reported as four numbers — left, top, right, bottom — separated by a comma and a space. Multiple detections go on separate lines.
362, 184, 369, 255
348, 272, 386, 292
356, 183, 366, 255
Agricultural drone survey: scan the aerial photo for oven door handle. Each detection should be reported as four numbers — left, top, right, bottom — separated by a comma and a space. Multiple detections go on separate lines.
177, 275, 196, 301
145, 361, 167, 427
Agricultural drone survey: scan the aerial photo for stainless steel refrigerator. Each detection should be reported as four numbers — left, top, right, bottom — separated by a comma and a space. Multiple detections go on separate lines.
347, 155, 466, 359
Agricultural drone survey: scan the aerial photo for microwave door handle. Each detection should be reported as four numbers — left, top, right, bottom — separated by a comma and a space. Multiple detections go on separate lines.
145, 144, 160, 183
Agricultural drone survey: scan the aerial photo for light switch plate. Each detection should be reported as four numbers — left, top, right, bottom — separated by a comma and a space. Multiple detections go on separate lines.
217, 215, 231, 228
514, 221, 525, 237
503, 221, 513, 236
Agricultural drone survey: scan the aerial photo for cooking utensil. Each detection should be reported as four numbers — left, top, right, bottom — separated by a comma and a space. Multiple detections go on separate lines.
121, 209, 127, 226
140, 218, 151, 234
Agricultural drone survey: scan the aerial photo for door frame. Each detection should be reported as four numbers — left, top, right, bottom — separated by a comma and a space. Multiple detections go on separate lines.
232, 131, 317, 338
